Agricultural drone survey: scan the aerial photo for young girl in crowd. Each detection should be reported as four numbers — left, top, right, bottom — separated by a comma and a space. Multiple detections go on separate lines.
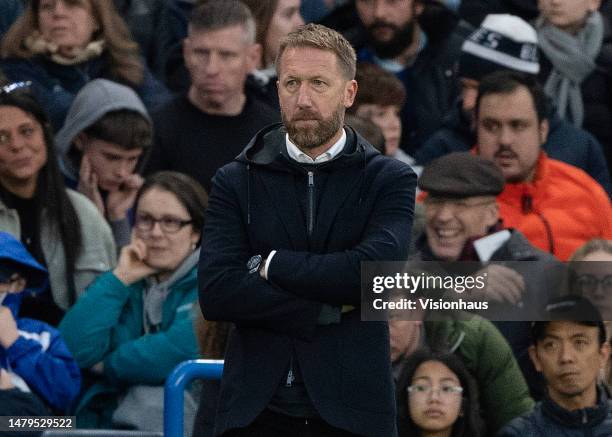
396, 349, 485, 437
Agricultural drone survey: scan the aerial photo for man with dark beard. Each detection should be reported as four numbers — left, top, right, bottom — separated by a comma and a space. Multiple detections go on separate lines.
199, 23, 416, 436
353, 0, 472, 155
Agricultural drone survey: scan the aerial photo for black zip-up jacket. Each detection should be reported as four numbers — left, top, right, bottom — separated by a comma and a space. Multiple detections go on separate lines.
498, 386, 612, 436
199, 124, 416, 436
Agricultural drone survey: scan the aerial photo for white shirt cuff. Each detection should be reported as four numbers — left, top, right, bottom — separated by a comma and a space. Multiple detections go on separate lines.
263, 250, 277, 280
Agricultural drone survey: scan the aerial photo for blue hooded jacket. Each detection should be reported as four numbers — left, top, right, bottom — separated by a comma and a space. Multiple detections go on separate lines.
0, 232, 81, 411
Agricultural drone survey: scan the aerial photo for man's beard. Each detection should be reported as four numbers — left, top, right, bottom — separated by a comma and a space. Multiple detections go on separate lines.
283, 105, 344, 150
366, 20, 415, 59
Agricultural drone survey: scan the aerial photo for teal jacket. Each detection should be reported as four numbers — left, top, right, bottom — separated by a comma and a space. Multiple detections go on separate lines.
59, 269, 199, 426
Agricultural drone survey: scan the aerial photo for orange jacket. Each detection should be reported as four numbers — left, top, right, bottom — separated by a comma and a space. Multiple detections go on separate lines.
497, 153, 612, 261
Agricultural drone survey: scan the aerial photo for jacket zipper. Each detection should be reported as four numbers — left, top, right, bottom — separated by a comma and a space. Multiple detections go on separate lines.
286, 355, 295, 387
307, 171, 314, 237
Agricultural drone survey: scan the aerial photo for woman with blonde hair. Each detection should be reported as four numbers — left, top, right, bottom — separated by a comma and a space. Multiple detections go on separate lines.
0, 0, 169, 129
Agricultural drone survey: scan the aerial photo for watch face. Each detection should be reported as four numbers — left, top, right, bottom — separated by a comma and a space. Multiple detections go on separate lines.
247, 255, 262, 272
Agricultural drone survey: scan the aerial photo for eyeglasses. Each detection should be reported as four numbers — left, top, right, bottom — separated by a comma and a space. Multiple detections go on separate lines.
134, 214, 193, 234
574, 274, 612, 295
1, 81, 32, 95
407, 384, 463, 398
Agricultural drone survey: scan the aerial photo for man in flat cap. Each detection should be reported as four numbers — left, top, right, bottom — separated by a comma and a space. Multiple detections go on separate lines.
409, 151, 561, 401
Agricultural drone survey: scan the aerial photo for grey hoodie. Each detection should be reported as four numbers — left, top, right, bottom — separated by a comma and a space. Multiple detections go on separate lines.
55, 78, 152, 183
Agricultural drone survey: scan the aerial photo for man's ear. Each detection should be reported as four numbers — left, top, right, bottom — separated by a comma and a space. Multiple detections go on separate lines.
344, 80, 358, 109
590, 0, 602, 13
528, 345, 542, 372
599, 341, 610, 369
74, 132, 88, 152
484, 201, 499, 228
182, 37, 191, 66
248, 43, 263, 71
539, 119, 549, 145
414, 0, 425, 16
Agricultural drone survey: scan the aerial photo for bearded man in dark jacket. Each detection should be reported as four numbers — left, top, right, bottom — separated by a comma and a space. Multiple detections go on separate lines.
199, 24, 416, 437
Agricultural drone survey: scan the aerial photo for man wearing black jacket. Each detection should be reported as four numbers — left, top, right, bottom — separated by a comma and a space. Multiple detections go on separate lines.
199, 23, 416, 436
498, 296, 612, 436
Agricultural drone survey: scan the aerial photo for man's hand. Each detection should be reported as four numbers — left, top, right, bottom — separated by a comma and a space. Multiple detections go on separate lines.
469, 264, 525, 305
78, 155, 105, 216
106, 174, 144, 221
113, 236, 158, 285
0, 307, 19, 349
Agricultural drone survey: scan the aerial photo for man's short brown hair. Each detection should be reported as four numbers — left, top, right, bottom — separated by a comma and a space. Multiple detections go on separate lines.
350, 62, 406, 112
276, 23, 357, 79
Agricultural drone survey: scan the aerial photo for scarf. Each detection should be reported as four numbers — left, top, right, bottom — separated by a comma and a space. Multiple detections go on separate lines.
142, 249, 200, 332
24, 32, 105, 65
535, 12, 604, 127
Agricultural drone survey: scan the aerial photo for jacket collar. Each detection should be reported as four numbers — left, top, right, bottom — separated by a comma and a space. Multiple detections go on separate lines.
542, 385, 610, 428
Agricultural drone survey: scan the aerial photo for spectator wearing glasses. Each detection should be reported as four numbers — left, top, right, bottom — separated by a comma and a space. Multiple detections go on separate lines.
59, 171, 207, 429
568, 239, 612, 390
0, 82, 115, 326
396, 348, 485, 437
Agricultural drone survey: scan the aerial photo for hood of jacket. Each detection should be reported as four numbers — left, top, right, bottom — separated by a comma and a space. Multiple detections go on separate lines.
55, 78, 152, 182
235, 123, 383, 226
0, 232, 48, 317
236, 122, 380, 170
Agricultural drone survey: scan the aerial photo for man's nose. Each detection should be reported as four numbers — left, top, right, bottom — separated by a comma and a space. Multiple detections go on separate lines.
498, 125, 514, 146
373, 0, 390, 20
558, 343, 576, 364
204, 53, 221, 75
115, 161, 132, 179
433, 203, 454, 221
296, 84, 313, 108
51, 0, 68, 16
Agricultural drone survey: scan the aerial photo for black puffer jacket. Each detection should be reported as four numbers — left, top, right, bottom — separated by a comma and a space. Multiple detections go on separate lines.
497, 386, 612, 436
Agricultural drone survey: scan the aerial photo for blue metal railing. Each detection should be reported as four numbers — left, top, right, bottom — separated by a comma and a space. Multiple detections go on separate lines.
164, 359, 224, 437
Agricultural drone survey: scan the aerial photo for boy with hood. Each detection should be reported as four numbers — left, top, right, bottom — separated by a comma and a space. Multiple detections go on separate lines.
0, 231, 81, 412
56, 79, 153, 248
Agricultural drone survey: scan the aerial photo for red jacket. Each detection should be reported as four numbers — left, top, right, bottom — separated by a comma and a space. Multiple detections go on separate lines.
497, 153, 612, 261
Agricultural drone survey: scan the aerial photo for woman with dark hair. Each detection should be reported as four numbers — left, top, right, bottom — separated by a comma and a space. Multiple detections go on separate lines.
0, 82, 116, 326
59, 171, 208, 429
241, 0, 304, 109
396, 349, 485, 437
0, 0, 170, 129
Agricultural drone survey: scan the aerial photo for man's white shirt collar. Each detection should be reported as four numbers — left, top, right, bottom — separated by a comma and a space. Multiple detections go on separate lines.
285, 129, 346, 164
